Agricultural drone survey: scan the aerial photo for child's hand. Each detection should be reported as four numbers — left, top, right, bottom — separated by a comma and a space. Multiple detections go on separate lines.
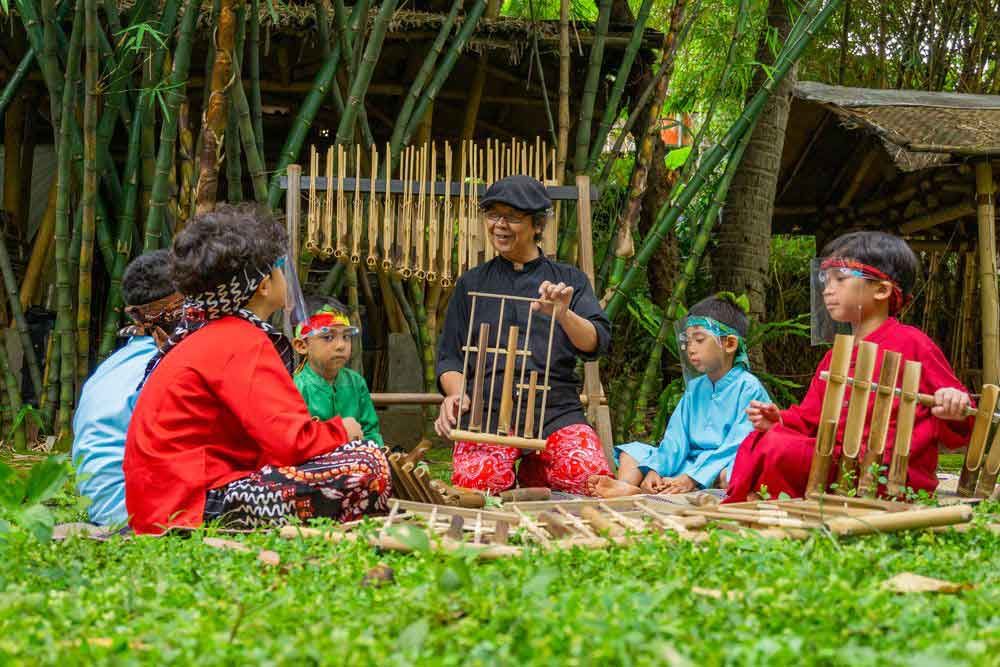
932, 387, 971, 421
639, 471, 663, 494
342, 417, 364, 441
658, 474, 698, 495
746, 401, 781, 432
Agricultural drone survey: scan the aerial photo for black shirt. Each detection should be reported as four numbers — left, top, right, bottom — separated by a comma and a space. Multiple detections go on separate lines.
436, 252, 612, 438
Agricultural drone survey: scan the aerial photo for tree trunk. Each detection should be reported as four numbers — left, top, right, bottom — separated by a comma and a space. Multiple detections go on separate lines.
638, 134, 681, 299
710, 0, 795, 370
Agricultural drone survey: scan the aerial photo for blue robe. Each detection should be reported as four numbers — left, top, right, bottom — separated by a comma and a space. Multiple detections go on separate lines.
616, 366, 770, 488
71, 336, 158, 525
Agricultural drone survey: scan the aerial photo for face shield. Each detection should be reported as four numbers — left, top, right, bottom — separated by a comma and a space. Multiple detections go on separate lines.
810, 257, 871, 345
275, 254, 309, 340
675, 316, 748, 385
294, 306, 360, 341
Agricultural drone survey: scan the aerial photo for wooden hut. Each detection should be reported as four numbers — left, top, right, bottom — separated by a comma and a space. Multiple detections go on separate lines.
773, 81, 1000, 390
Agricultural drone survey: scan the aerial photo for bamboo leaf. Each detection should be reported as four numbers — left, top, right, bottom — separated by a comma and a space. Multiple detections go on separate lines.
664, 146, 693, 170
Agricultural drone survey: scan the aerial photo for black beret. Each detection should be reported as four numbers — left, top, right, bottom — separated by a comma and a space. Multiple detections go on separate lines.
479, 175, 552, 213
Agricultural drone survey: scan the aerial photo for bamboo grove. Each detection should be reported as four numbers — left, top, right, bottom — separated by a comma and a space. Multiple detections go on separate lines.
0, 0, 849, 450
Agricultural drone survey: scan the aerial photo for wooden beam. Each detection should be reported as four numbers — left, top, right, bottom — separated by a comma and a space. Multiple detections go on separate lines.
838, 145, 880, 208
977, 160, 999, 386
899, 201, 976, 234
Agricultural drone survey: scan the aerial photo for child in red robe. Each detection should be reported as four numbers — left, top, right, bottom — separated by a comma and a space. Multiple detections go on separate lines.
725, 231, 973, 502
124, 204, 391, 534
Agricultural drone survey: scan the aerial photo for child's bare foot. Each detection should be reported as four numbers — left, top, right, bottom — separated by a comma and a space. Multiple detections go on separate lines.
587, 475, 642, 498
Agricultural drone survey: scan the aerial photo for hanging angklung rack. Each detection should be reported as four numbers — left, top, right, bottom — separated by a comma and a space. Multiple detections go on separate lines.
287, 137, 568, 286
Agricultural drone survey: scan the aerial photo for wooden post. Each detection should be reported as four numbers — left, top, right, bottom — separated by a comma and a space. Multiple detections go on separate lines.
976, 160, 999, 386
836, 341, 878, 491
806, 334, 854, 496
575, 174, 615, 468
857, 350, 902, 495
523, 370, 538, 438
961, 383, 1000, 496
978, 425, 1000, 498
886, 360, 921, 497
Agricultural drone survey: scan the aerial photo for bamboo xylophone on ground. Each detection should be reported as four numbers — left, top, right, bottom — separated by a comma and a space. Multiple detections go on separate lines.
279, 492, 974, 558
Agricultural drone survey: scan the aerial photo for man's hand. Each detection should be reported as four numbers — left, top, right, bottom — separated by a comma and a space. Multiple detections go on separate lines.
342, 417, 364, 442
434, 393, 471, 438
658, 474, 698, 495
532, 281, 574, 319
747, 400, 781, 432
932, 387, 971, 421
639, 470, 663, 494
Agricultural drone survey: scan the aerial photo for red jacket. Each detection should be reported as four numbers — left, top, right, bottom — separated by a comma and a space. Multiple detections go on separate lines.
124, 316, 349, 534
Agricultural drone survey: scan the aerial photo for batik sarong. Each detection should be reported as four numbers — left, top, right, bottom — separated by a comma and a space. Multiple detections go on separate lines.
203, 440, 391, 528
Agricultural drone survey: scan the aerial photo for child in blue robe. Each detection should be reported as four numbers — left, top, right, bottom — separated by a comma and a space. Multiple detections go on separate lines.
590, 294, 770, 497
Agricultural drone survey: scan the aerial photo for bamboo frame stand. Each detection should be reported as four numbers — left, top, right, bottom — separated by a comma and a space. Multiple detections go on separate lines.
812, 334, 1000, 499
448, 292, 555, 451
386, 439, 487, 508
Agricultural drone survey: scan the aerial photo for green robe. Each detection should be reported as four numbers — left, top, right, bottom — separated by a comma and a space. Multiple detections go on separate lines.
293, 363, 383, 446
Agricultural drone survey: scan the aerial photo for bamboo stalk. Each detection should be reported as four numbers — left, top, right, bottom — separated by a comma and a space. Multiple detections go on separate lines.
0, 339, 27, 451
835, 340, 878, 491
335, 0, 394, 145
806, 334, 854, 496
604, 0, 843, 322
571, 0, 613, 176
825, 504, 971, 537
976, 161, 999, 385
144, 0, 200, 251
248, 0, 264, 157
398, 0, 489, 151
0, 50, 36, 121
19, 182, 57, 309
0, 220, 43, 397
331, 0, 374, 146
885, 361, 922, 497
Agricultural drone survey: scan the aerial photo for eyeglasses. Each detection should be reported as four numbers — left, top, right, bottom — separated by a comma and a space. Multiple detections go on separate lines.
484, 211, 530, 225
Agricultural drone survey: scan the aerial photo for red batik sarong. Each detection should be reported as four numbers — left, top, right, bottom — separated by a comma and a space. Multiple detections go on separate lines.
451, 423, 612, 495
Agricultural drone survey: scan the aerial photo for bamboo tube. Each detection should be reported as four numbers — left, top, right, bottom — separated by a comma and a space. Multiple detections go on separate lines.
351, 144, 363, 264
469, 323, 490, 430
886, 360, 922, 497
427, 142, 439, 282
825, 504, 972, 537
806, 334, 854, 495
367, 144, 379, 269
19, 182, 57, 309
497, 325, 520, 435
486, 140, 493, 191
448, 429, 547, 451
441, 141, 454, 286
414, 467, 445, 505
857, 351, 902, 495
836, 341, 878, 491
307, 146, 320, 253
523, 370, 539, 438
323, 147, 335, 256
400, 146, 414, 277
467, 142, 480, 269
479, 145, 492, 263
976, 161, 999, 386
457, 141, 467, 276
402, 462, 435, 504
382, 143, 394, 270
415, 144, 428, 279
499, 486, 551, 502
335, 144, 347, 259
975, 425, 1000, 497
959, 383, 1000, 496
580, 505, 625, 537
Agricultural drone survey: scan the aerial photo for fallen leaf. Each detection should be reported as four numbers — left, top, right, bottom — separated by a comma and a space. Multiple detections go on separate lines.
881, 572, 972, 594
257, 550, 281, 567
203, 537, 251, 553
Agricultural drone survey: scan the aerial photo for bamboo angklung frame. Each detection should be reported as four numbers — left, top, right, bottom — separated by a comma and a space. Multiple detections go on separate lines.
811, 339, 1000, 499
448, 291, 556, 451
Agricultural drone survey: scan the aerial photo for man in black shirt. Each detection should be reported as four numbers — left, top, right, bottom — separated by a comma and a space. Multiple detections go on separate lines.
434, 176, 613, 495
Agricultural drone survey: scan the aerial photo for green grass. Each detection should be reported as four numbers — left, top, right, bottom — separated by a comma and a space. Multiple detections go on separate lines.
3, 458, 1000, 665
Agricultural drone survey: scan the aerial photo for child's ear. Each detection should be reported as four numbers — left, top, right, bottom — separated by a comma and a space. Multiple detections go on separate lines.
256, 274, 272, 298
723, 336, 739, 354
872, 281, 892, 303
292, 337, 308, 355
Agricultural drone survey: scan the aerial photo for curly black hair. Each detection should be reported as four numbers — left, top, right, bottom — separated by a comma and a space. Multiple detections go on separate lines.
170, 203, 287, 296
821, 231, 919, 296
688, 294, 750, 338
122, 250, 174, 306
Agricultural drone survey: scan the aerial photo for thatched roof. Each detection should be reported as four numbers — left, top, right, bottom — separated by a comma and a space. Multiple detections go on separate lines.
772, 82, 1000, 241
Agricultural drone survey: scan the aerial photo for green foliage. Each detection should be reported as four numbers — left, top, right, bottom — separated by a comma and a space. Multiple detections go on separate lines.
0, 456, 72, 542
2, 490, 1000, 664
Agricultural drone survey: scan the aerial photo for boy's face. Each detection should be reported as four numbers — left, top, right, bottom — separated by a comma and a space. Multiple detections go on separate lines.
821, 269, 882, 324
684, 327, 733, 374
293, 328, 353, 380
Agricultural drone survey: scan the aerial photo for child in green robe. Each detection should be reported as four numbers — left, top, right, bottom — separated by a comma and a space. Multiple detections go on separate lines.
292, 297, 383, 446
